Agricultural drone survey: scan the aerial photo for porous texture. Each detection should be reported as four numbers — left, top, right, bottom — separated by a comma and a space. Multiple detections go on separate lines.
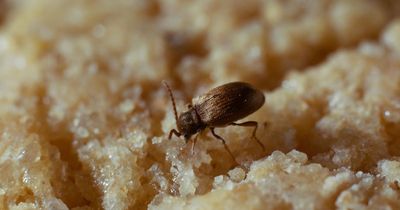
2, 0, 400, 209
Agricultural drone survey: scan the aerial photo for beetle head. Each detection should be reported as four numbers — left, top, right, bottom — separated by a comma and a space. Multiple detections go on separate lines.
163, 81, 204, 141
177, 108, 202, 141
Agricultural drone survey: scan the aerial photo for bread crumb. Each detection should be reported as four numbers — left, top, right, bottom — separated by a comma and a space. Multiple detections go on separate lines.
2, 0, 400, 209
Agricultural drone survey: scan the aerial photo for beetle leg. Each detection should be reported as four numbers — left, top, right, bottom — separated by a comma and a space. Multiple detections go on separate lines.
191, 133, 199, 155
230, 121, 265, 152
168, 129, 181, 139
210, 128, 237, 164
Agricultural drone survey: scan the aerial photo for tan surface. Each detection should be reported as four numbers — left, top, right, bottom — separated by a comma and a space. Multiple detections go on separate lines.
1, 0, 400, 209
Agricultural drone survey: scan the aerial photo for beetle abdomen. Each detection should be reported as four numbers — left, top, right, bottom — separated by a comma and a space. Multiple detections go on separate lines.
194, 82, 265, 127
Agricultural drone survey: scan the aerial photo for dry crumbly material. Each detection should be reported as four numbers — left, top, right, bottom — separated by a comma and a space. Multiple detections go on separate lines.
150, 151, 400, 210
2, 0, 400, 210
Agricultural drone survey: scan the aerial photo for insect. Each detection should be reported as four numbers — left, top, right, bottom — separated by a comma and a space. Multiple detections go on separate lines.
163, 81, 266, 163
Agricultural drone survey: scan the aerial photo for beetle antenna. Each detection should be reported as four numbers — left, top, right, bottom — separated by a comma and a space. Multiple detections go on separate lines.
162, 80, 179, 127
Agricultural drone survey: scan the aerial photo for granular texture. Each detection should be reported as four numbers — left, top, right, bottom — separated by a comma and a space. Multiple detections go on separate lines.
2, 0, 400, 209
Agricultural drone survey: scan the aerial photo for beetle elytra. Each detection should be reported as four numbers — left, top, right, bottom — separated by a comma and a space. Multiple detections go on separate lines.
163, 81, 266, 163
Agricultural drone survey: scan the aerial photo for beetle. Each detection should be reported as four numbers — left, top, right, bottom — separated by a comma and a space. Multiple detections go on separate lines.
163, 81, 266, 163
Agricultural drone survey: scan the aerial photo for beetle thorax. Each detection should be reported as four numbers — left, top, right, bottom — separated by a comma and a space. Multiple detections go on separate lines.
177, 107, 204, 140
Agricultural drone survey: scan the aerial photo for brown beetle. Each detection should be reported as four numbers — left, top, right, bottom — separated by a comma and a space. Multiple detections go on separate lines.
163, 81, 265, 163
